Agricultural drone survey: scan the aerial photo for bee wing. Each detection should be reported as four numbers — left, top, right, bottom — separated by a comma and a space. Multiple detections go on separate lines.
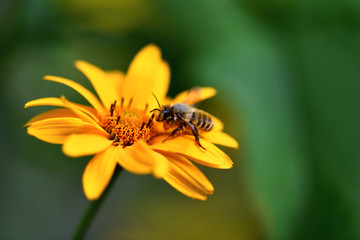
174, 87, 217, 105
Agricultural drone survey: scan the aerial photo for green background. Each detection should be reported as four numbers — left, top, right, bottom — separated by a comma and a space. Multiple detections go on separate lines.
1, 0, 360, 239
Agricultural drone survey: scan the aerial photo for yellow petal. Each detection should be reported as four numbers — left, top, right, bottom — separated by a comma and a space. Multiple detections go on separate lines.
75, 61, 120, 110
150, 135, 233, 169
162, 171, 207, 201
27, 119, 102, 144
201, 131, 238, 149
82, 146, 118, 200
162, 153, 214, 200
116, 146, 152, 175
43, 75, 105, 115
212, 115, 224, 131
119, 141, 169, 178
106, 70, 125, 101
24, 108, 79, 126
123, 44, 170, 110
171, 87, 217, 105
25, 97, 100, 123
25, 97, 65, 108
168, 154, 214, 194
60, 96, 106, 134
25, 97, 98, 116
62, 134, 112, 157
28, 117, 83, 126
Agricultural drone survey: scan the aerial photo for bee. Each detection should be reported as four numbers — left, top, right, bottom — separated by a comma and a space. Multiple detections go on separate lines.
150, 87, 215, 150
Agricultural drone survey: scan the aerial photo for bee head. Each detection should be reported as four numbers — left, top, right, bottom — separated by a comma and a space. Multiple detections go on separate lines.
159, 105, 171, 121
150, 105, 170, 122
149, 93, 174, 122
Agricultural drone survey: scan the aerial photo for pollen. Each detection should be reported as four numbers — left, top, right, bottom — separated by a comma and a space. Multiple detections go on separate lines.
100, 100, 157, 147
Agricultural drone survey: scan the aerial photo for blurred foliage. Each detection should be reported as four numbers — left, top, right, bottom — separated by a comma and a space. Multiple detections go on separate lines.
55, 0, 154, 33
1, 0, 360, 239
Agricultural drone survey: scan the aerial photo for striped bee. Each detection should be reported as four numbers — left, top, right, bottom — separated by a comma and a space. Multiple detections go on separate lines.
150, 87, 214, 149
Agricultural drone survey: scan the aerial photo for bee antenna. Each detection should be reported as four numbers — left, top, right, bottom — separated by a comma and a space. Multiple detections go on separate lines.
152, 92, 161, 108
150, 108, 161, 113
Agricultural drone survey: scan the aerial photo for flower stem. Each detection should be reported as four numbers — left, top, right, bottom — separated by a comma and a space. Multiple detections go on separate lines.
72, 166, 123, 240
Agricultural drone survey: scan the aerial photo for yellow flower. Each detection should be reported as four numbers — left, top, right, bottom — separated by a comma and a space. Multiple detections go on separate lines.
24, 44, 238, 201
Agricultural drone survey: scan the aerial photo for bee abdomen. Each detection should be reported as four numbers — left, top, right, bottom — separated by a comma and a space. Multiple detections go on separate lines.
191, 110, 214, 131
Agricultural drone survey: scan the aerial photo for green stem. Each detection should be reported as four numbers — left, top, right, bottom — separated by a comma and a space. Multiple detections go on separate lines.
72, 166, 123, 240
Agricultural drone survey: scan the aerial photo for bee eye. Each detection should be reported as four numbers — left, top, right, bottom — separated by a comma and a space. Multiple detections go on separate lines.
159, 112, 165, 121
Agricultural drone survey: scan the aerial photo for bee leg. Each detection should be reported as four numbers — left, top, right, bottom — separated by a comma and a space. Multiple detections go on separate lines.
187, 122, 206, 150
162, 124, 184, 143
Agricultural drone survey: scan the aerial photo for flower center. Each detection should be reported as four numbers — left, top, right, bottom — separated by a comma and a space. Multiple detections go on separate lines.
100, 100, 156, 147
